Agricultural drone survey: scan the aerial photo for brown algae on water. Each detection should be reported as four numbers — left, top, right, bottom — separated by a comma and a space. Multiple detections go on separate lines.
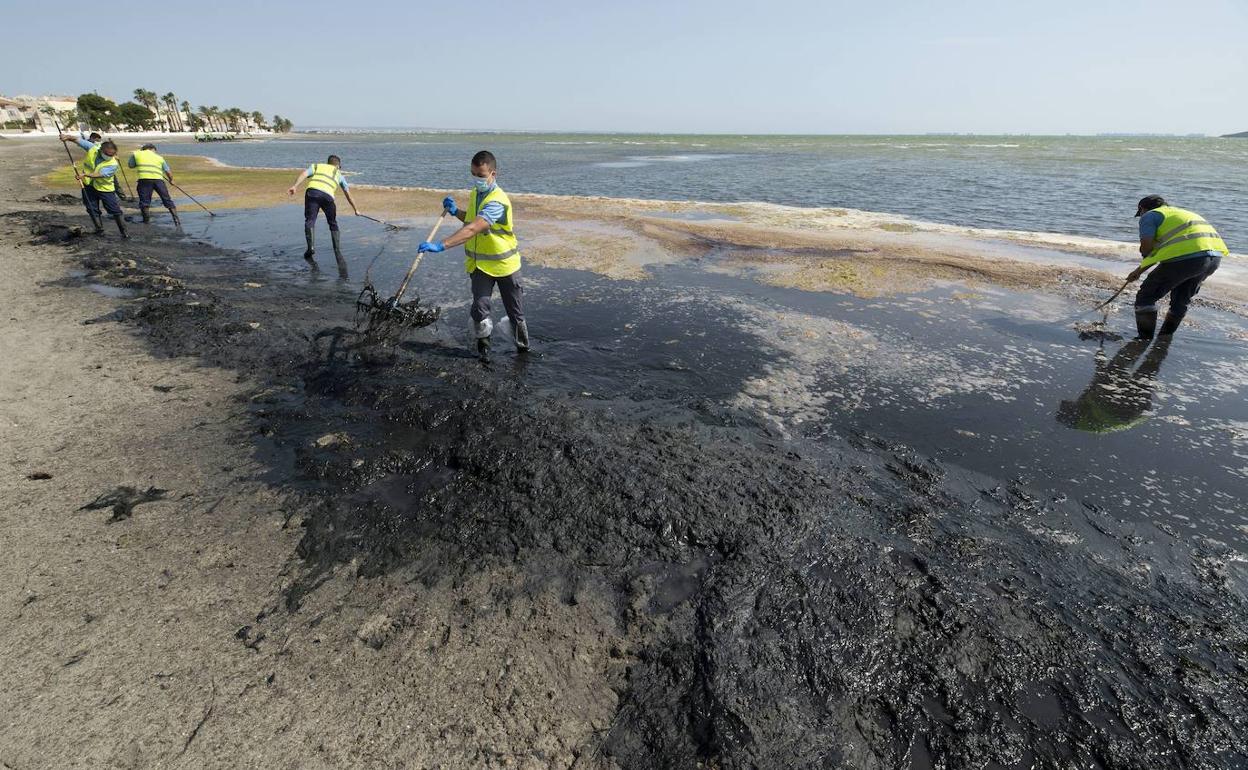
36, 146, 1248, 310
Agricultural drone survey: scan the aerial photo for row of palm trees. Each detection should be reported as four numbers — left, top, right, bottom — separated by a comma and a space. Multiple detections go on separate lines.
131, 89, 289, 134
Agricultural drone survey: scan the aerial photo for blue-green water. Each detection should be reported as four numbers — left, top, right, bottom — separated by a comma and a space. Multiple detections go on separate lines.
162, 132, 1248, 247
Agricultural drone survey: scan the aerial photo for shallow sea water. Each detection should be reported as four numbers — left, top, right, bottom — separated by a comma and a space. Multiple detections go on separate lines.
174, 207, 1248, 551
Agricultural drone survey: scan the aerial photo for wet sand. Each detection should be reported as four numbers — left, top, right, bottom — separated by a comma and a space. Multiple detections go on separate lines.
6, 138, 1248, 768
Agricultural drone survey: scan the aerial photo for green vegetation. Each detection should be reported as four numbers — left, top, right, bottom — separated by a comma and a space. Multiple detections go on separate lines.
43, 148, 295, 210
66, 87, 294, 133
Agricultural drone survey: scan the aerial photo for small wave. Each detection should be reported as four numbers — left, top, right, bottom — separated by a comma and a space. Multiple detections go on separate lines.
595, 161, 652, 168
969, 143, 1021, 148
628, 154, 739, 163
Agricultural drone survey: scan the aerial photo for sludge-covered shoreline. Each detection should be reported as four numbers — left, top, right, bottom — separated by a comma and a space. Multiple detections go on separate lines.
12, 201, 1248, 768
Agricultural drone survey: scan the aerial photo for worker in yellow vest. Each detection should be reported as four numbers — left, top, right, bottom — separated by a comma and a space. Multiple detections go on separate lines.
287, 154, 361, 278
418, 150, 528, 357
1126, 195, 1229, 339
127, 143, 180, 227
59, 134, 127, 238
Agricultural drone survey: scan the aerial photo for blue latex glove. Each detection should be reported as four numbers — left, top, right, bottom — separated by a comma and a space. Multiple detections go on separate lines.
442, 196, 458, 216
418, 241, 445, 253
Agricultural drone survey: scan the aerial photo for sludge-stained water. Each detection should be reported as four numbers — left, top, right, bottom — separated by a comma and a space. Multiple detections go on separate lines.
182, 206, 1248, 550
150, 206, 1248, 767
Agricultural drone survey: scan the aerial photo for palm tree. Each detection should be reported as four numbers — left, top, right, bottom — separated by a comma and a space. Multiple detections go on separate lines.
181, 100, 194, 132
197, 105, 212, 133
250, 110, 266, 132
134, 88, 161, 129
161, 92, 181, 131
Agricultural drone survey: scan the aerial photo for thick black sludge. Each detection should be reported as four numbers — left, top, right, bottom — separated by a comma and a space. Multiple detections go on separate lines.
15, 207, 1248, 768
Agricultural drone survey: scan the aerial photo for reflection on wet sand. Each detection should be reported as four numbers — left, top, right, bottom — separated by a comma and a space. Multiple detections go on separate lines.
1057, 337, 1173, 433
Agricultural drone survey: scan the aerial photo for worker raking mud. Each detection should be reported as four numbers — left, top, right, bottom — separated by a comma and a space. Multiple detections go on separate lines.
1124, 195, 1229, 339
287, 154, 362, 278
59, 132, 127, 239
419, 150, 530, 358
127, 143, 181, 227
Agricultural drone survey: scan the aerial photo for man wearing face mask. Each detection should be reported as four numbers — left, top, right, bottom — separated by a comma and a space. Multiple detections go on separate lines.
59, 133, 127, 238
418, 150, 528, 357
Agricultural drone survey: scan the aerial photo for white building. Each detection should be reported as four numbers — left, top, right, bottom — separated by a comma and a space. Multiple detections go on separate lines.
0, 96, 32, 129
0, 94, 82, 133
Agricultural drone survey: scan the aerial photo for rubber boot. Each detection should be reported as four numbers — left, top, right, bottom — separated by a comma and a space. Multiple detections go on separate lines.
513, 319, 530, 352
140, 206, 151, 224
331, 230, 348, 279
1134, 309, 1157, 340
1158, 311, 1185, 337
89, 213, 105, 235
170, 209, 182, 229
112, 214, 128, 240
474, 317, 493, 359
303, 227, 317, 267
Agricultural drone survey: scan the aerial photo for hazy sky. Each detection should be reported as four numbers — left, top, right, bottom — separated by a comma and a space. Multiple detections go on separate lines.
3, 0, 1245, 134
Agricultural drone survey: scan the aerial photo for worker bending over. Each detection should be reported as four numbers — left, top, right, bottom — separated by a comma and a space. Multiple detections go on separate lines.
128, 143, 180, 227
287, 154, 360, 278
1127, 195, 1228, 339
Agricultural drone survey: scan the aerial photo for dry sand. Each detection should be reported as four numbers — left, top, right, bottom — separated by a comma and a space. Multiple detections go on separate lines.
1, 140, 618, 769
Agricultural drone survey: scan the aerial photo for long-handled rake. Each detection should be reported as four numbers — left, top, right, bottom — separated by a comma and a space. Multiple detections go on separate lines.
356, 213, 407, 230
52, 120, 84, 189
354, 212, 448, 337
168, 180, 217, 217
1071, 276, 1135, 341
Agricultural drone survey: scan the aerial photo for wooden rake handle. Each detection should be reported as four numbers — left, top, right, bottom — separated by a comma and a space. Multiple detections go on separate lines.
392, 212, 449, 303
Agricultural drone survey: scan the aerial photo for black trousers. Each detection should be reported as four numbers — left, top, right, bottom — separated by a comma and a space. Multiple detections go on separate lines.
82, 186, 122, 217
1135, 254, 1221, 316
137, 179, 176, 209
304, 189, 338, 231
470, 269, 524, 327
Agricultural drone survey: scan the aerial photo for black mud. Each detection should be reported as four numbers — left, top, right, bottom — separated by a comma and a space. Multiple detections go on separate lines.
11, 206, 1248, 769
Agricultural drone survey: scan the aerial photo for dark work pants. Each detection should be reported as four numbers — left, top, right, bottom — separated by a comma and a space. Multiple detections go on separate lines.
470, 269, 524, 327
82, 186, 122, 218
137, 179, 176, 209
304, 189, 338, 231
1135, 254, 1221, 317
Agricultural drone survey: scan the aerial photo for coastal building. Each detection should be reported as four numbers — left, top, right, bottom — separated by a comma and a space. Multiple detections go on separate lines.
0, 94, 82, 133
0, 96, 31, 129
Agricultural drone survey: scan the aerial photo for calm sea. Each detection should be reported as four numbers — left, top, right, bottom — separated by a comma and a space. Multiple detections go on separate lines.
161, 132, 1248, 247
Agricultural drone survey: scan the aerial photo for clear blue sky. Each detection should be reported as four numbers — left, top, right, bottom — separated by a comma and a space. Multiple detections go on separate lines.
3, 0, 1245, 134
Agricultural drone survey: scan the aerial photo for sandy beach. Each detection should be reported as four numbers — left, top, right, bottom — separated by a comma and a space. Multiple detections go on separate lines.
3, 137, 1247, 768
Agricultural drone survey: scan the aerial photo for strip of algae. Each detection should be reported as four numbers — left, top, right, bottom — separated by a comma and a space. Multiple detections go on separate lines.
39, 145, 1211, 303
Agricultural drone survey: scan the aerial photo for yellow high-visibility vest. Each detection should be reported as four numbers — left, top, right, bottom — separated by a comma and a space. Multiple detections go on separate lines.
305, 163, 343, 197
1143, 206, 1229, 267
83, 149, 119, 193
130, 148, 167, 181
463, 185, 520, 278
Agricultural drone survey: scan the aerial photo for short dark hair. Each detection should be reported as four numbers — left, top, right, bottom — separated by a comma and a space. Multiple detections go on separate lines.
140, 143, 156, 150
1135, 194, 1166, 217
100, 140, 117, 152
327, 154, 341, 165
88, 132, 102, 141
471, 150, 496, 171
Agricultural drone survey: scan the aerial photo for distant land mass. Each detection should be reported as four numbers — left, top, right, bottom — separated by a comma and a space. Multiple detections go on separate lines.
1223, 131, 1248, 138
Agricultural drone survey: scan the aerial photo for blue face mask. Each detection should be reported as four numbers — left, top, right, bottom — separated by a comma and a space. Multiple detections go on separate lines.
472, 176, 492, 193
